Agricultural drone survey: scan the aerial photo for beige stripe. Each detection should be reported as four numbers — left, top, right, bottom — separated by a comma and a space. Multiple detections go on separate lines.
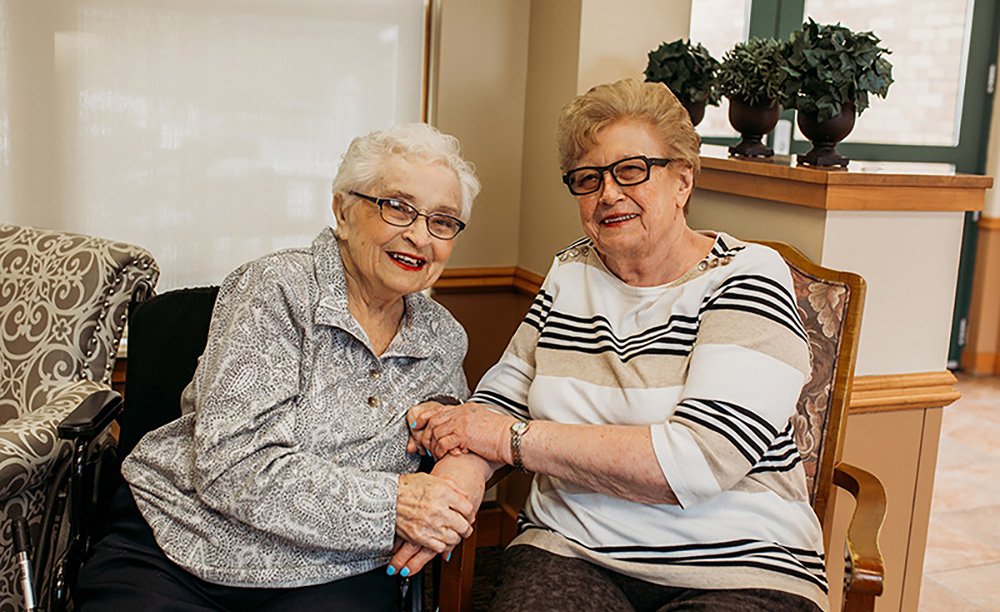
697, 309, 811, 376
506, 323, 540, 369
730, 470, 811, 504
535, 346, 689, 389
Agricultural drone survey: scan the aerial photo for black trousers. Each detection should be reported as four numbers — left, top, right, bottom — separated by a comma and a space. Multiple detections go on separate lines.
75, 486, 399, 612
489, 545, 824, 612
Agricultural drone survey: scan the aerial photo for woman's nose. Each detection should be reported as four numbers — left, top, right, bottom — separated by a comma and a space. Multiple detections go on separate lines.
402, 219, 433, 247
599, 170, 625, 202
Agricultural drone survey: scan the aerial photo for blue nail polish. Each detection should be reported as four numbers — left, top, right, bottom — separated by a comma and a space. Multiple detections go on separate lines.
400, 568, 410, 577
446, 552, 452, 562
410, 421, 417, 429
386, 566, 396, 576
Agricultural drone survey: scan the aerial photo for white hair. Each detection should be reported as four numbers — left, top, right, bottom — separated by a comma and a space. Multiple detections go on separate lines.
331, 123, 480, 221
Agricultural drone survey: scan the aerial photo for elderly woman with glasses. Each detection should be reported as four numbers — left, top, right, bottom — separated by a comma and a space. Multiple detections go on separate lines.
407, 80, 827, 612
76, 123, 492, 612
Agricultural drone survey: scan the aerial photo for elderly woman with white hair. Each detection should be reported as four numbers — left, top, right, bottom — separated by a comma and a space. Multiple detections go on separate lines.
75, 123, 491, 612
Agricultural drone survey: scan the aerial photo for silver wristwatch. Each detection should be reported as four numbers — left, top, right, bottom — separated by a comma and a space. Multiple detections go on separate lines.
510, 419, 531, 472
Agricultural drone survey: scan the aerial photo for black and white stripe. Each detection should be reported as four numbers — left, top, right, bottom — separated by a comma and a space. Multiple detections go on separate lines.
518, 515, 827, 593
537, 311, 699, 361
712, 236, 746, 259
672, 398, 779, 464
703, 274, 807, 343
531, 273, 803, 363
524, 289, 554, 331
469, 389, 530, 420
748, 422, 803, 475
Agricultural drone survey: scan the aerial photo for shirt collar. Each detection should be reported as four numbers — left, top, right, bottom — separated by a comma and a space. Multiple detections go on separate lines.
312, 227, 437, 360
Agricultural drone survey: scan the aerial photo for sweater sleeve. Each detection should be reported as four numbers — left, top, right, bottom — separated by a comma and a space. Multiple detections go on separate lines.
650, 247, 811, 509
189, 260, 398, 553
468, 261, 559, 420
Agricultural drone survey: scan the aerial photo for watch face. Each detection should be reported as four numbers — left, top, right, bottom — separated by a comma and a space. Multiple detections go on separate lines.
512, 420, 529, 434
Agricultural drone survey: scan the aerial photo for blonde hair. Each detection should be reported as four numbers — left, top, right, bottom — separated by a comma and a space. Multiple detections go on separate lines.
331, 123, 480, 221
556, 79, 701, 182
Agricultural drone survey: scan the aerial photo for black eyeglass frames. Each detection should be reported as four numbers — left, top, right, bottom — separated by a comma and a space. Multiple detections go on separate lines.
562, 155, 672, 196
348, 191, 466, 240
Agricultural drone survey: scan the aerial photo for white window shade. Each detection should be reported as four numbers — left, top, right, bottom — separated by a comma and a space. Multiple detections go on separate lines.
1, 0, 428, 290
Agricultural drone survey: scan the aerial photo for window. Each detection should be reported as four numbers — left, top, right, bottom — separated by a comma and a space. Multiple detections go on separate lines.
2, 0, 430, 290
804, 0, 974, 147
688, 0, 751, 139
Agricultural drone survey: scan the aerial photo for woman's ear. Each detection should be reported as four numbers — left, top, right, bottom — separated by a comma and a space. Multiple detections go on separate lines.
331, 193, 351, 239
674, 164, 695, 209
332, 192, 346, 223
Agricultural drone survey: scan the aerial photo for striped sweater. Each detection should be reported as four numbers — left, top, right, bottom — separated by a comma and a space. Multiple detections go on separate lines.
470, 232, 828, 610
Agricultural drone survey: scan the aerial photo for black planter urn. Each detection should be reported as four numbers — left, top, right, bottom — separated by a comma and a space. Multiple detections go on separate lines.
796, 103, 856, 168
727, 97, 780, 158
681, 98, 707, 127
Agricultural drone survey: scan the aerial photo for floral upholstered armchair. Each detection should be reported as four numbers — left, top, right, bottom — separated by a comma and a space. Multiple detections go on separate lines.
0, 224, 158, 611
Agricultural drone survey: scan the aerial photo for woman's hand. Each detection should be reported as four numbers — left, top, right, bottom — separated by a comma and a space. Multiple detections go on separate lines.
395, 472, 474, 555
389, 454, 494, 576
408, 402, 513, 463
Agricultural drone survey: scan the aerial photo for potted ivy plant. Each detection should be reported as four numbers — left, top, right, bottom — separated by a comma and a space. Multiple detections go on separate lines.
717, 37, 786, 158
644, 39, 721, 127
779, 19, 894, 167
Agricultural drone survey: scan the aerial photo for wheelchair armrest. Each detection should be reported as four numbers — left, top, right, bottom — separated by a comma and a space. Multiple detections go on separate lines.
833, 462, 886, 598
57, 390, 123, 441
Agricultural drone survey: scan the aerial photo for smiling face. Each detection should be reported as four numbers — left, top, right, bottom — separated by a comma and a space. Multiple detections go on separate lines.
573, 118, 694, 275
333, 156, 462, 306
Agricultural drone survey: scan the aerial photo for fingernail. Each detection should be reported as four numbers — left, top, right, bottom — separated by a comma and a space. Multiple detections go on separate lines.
386, 566, 396, 576
400, 568, 410, 577
410, 421, 417, 429
445, 552, 452, 562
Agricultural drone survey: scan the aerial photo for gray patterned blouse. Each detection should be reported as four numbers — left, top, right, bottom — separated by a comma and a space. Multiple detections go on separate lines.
122, 228, 469, 588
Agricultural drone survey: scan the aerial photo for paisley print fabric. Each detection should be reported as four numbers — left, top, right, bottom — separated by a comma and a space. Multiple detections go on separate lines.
0, 224, 159, 610
123, 228, 469, 588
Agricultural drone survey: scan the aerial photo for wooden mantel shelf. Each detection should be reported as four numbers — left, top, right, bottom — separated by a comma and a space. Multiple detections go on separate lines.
698, 145, 993, 212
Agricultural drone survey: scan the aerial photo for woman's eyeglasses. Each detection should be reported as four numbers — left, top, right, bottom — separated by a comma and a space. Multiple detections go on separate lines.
562, 156, 672, 196
349, 191, 466, 240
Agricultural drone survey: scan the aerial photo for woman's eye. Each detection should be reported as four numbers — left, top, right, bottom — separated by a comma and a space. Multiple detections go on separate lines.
385, 200, 411, 214
575, 172, 600, 188
615, 163, 646, 180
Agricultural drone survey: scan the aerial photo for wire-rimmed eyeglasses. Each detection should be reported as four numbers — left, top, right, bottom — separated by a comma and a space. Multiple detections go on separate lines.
349, 191, 466, 240
562, 155, 672, 196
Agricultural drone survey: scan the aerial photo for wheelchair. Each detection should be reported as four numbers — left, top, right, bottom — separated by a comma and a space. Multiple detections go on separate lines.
10, 287, 430, 612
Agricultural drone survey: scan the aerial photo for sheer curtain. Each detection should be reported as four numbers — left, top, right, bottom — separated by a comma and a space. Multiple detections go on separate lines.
0, 0, 428, 290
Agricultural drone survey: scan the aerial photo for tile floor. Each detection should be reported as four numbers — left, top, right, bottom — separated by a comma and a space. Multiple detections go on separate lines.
918, 372, 1000, 611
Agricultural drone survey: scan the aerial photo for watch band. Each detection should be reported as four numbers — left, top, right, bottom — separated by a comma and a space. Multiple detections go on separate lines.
510, 420, 531, 472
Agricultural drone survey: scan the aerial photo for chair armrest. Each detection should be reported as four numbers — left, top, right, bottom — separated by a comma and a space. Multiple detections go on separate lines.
58, 389, 123, 441
486, 465, 514, 489
833, 462, 886, 598
0, 380, 110, 499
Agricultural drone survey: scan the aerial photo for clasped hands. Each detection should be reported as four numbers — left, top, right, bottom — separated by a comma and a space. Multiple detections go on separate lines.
406, 399, 514, 464
389, 400, 513, 577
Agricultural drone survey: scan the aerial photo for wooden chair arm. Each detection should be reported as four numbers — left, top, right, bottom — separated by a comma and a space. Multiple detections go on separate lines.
833, 462, 886, 607
486, 465, 514, 490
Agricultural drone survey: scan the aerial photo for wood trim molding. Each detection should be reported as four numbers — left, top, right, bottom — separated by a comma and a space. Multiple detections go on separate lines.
698, 148, 992, 212
849, 371, 961, 414
978, 215, 1000, 231
435, 266, 542, 295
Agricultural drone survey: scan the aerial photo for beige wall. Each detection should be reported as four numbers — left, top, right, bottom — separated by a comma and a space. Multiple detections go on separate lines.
438, 0, 691, 274
515, 0, 691, 274
822, 211, 966, 375
434, 0, 531, 269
